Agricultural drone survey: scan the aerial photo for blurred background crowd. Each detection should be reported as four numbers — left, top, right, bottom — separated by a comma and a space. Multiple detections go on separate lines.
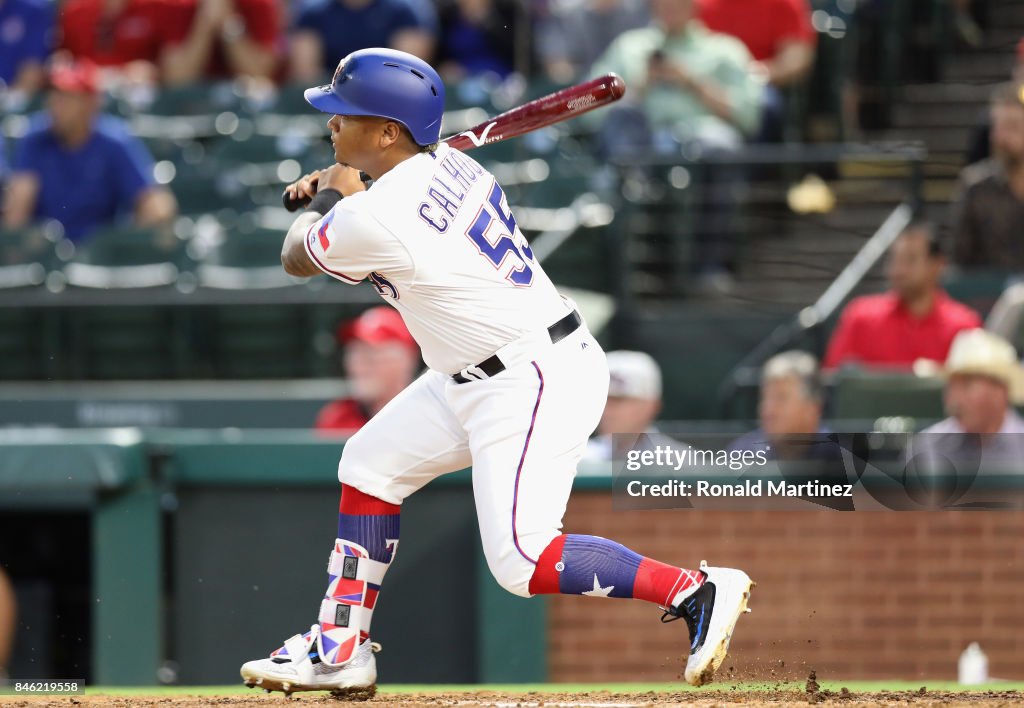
2, 0, 1024, 687
0, 0, 1021, 412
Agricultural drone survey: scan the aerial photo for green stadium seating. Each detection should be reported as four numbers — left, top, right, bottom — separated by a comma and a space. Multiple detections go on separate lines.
197, 221, 296, 289
942, 270, 1012, 319
831, 371, 946, 422
141, 82, 241, 117
0, 224, 68, 288
169, 164, 256, 216
63, 224, 191, 288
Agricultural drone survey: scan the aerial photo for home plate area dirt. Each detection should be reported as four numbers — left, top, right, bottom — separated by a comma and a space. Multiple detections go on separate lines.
3, 688, 1023, 708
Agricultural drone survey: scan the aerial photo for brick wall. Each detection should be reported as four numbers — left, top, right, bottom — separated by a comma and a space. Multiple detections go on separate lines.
548, 493, 1024, 682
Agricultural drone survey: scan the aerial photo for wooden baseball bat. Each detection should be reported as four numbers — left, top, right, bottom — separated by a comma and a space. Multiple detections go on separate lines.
282, 73, 626, 211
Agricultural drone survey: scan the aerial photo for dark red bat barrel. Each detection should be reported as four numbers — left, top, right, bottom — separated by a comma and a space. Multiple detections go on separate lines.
442, 73, 626, 151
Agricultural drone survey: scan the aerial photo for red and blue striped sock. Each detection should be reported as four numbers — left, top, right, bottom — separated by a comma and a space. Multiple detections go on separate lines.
528, 534, 704, 607
337, 484, 400, 563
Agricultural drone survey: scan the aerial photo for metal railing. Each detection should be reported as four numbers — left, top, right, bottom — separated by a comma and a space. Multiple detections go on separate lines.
714, 201, 915, 418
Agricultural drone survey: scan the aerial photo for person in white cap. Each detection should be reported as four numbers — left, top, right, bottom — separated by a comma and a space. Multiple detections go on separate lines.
584, 350, 682, 462
909, 329, 1024, 476
920, 328, 1024, 436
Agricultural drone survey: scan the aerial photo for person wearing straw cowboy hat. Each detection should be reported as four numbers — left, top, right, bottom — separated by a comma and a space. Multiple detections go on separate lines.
908, 329, 1024, 479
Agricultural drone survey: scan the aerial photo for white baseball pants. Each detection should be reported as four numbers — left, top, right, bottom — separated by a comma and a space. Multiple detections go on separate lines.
339, 322, 609, 597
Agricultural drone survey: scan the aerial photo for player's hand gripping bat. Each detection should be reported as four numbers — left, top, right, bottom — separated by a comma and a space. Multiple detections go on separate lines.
282, 73, 626, 211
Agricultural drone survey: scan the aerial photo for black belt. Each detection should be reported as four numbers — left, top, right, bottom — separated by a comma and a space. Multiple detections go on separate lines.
452, 310, 582, 384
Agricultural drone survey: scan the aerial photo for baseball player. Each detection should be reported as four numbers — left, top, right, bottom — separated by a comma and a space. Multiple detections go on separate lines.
240, 47, 753, 697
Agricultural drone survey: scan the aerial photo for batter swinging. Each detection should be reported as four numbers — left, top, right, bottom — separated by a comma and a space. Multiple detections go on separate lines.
240, 47, 753, 697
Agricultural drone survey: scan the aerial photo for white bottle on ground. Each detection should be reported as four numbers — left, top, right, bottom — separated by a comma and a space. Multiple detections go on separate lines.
958, 642, 988, 685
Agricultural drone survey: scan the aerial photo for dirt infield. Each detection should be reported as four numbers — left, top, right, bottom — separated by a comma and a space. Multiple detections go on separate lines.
3, 688, 1024, 708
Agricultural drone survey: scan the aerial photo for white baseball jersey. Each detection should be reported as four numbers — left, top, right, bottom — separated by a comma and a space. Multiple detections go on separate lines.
302, 144, 572, 374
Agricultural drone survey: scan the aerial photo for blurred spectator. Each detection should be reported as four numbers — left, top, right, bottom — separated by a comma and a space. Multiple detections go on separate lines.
584, 350, 682, 462
985, 282, 1024, 352
966, 39, 1024, 165
696, 0, 815, 142
289, 0, 435, 82
591, 0, 762, 286
315, 307, 421, 434
592, 0, 762, 145
729, 350, 836, 462
2, 61, 177, 243
160, 0, 282, 85
536, 0, 650, 84
0, 0, 54, 97
0, 566, 13, 678
910, 330, 1024, 472
59, 0, 185, 85
435, 0, 523, 81
823, 223, 982, 372
950, 83, 1024, 272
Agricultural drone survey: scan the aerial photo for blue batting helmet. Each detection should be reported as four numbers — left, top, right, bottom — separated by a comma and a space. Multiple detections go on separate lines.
304, 48, 445, 146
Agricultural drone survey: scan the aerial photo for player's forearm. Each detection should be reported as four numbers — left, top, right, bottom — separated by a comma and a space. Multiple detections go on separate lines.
282, 211, 321, 277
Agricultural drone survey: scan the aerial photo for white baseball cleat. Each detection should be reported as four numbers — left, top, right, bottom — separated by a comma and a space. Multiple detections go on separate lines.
240, 624, 378, 699
663, 561, 754, 686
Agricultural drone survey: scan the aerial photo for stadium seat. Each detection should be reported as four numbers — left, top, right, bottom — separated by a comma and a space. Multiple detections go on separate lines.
0, 224, 69, 288
208, 132, 319, 164
831, 371, 945, 422
268, 82, 315, 115
62, 224, 191, 288
197, 221, 298, 289
141, 82, 241, 117
170, 164, 256, 216
942, 270, 1012, 319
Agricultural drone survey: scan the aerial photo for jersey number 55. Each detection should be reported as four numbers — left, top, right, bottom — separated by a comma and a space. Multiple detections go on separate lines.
465, 182, 535, 287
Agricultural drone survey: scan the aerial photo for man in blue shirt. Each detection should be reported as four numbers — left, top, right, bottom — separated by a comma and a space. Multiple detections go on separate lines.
2, 60, 177, 243
0, 0, 53, 95
289, 0, 435, 81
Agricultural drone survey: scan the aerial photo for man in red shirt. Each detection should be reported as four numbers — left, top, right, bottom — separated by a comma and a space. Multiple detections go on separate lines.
162, 0, 281, 85
59, 0, 184, 84
60, 0, 280, 86
697, 0, 816, 140
315, 307, 422, 434
823, 223, 982, 371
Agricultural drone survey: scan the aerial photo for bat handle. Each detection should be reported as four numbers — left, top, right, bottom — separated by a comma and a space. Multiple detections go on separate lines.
282, 189, 311, 212
281, 171, 374, 212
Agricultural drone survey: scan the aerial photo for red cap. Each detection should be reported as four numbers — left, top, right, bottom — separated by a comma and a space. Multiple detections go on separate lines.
49, 60, 100, 95
338, 307, 416, 349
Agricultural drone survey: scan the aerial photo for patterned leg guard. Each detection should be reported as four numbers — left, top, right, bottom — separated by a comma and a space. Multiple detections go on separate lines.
316, 538, 392, 666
